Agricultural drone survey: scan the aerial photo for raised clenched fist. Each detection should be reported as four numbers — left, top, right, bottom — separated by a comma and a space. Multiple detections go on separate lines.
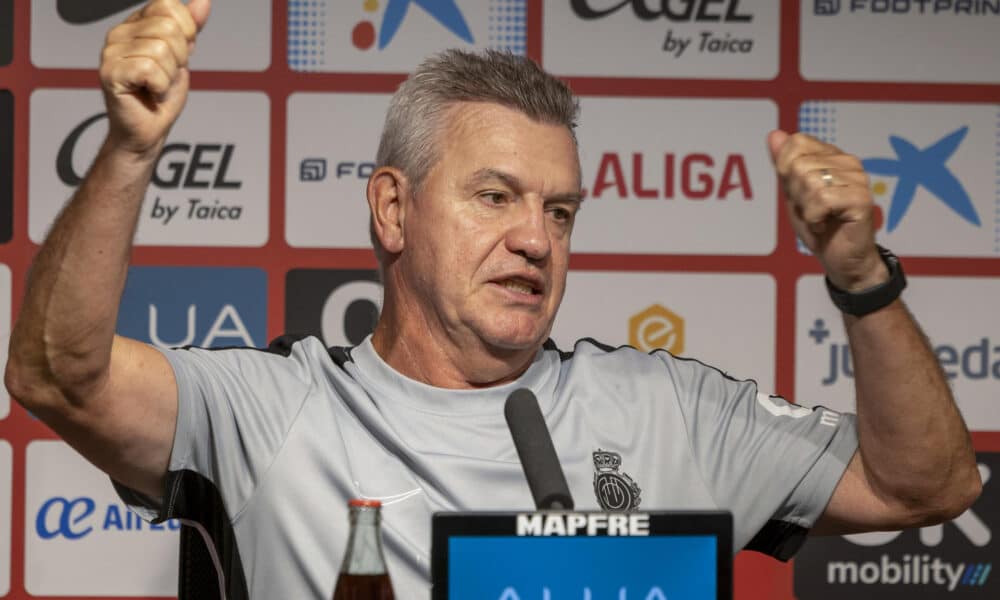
768, 130, 888, 292
98, 0, 211, 156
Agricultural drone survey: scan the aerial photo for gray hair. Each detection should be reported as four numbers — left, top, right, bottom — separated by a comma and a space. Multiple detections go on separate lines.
375, 48, 580, 192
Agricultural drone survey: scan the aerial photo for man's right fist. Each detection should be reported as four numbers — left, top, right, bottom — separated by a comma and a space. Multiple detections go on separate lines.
98, 0, 211, 156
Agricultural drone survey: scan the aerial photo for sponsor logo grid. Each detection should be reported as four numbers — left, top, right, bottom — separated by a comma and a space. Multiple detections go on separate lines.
0, 1, 996, 599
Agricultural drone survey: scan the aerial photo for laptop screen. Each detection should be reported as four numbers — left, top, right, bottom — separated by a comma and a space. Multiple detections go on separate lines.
432, 511, 732, 600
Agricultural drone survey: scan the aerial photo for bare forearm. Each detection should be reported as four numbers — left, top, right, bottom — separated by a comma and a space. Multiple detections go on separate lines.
847, 300, 980, 518
7, 140, 157, 402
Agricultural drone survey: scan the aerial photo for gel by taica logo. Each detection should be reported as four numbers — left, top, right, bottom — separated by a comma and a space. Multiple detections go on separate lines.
794, 452, 997, 597
571, 0, 755, 59
57, 112, 245, 227
807, 317, 1000, 386
285, 269, 382, 346
863, 127, 980, 233
570, 0, 751, 21
350, 0, 474, 51
116, 267, 266, 349
35, 496, 179, 540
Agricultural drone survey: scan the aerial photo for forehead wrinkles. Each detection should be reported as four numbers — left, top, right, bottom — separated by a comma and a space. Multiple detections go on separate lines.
442, 102, 507, 151
439, 102, 582, 191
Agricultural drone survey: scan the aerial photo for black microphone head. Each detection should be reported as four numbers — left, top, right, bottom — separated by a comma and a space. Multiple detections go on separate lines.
504, 388, 539, 425
505, 388, 574, 510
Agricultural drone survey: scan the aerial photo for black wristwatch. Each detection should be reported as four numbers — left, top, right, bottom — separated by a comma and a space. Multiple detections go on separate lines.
825, 245, 906, 317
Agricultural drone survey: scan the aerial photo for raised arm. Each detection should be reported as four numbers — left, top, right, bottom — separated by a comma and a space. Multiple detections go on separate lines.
768, 130, 981, 534
4, 0, 212, 499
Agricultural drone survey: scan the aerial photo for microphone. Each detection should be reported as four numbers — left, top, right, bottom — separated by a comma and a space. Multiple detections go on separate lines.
504, 388, 575, 510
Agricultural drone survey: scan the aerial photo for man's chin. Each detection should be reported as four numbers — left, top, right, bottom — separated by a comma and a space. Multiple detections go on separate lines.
478, 328, 549, 354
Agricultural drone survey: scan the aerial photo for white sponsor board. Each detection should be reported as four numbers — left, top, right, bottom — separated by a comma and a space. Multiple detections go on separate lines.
0, 264, 9, 419
552, 271, 776, 392
801, 0, 1000, 83
796, 275, 1000, 430
573, 97, 777, 254
544, 0, 779, 79
798, 101, 1000, 257
0, 442, 11, 595
25, 440, 179, 596
286, 92, 390, 248
289, 0, 526, 72
31, 0, 271, 70
30, 89, 270, 247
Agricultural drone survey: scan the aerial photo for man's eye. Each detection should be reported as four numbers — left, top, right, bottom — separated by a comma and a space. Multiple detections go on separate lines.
481, 192, 506, 205
549, 207, 573, 222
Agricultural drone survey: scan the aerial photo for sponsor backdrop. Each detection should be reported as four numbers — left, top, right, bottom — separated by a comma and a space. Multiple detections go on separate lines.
0, 0, 996, 598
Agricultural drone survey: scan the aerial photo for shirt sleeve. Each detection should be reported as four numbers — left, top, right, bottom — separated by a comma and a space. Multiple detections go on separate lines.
113, 337, 318, 523
658, 352, 858, 560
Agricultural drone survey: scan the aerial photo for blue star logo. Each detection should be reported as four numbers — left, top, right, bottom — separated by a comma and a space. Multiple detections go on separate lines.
862, 127, 980, 232
379, 0, 474, 50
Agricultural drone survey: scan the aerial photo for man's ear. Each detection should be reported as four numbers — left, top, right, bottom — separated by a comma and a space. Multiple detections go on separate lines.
367, 167, 408, 254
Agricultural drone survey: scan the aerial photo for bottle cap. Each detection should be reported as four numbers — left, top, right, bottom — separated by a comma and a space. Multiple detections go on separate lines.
348, 498, 382, 508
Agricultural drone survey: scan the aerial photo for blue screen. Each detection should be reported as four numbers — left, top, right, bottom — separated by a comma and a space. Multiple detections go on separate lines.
448, 535, 717, 599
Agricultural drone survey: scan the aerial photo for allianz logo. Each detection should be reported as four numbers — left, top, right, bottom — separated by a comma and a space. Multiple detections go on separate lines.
807, 318, 1000, 386
35, 496, 180, 540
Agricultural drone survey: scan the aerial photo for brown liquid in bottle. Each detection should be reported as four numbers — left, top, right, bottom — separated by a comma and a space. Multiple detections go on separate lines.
332, 499, 395, 600
332, 574, 394, 600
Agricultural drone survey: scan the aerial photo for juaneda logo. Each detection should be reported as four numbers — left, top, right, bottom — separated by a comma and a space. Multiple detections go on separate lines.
807, 317, 1000, 387
285, 269, 382, 346
794, 453, 997, 597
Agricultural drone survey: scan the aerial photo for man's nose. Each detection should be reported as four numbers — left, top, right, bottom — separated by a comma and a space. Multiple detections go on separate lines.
506, 204, 551, 262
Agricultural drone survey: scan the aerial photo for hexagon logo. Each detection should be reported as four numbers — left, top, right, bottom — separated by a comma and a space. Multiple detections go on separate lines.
629, 304, 684, 354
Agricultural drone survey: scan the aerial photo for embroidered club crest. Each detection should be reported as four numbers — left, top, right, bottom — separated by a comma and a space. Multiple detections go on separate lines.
592, 449, 641, 512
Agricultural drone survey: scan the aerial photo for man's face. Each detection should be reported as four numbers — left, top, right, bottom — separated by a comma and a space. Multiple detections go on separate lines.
397, 102, 582, 356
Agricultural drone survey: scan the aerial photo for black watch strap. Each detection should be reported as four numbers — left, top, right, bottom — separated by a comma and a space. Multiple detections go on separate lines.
825, 245, 906, 317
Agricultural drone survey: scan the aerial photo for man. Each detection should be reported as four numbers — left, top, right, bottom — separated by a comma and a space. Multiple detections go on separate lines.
5, 0, 981, 597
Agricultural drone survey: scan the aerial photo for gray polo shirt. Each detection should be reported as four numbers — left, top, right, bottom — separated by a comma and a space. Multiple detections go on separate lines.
117, 335, 857, 598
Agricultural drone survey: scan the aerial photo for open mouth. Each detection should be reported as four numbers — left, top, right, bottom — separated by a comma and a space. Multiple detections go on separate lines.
496, 278, 542, 296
